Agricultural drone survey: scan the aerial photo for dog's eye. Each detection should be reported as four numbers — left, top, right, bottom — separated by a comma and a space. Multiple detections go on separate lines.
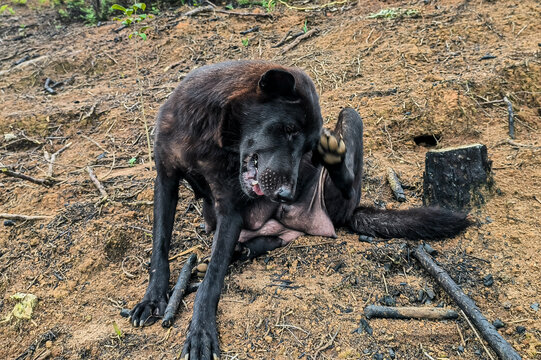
284, 124, 299, 135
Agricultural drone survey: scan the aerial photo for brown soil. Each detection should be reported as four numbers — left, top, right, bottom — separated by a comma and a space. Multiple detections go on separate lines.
1, 1, 540, 359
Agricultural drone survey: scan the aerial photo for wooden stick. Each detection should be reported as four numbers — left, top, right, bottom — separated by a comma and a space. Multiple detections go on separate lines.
412, 245, 521, 360
0, 213, 52, 221
1, 167, 54, 187
44, 142, 72, 177
364, 305, 458, 320
184, 5, 272, 18
387, 167, 406, 202
461, 309, 496, 360
86, 166, 108, 200
503, 96, 515, 139
162, 253, 197, 328
280, 29, 319, 54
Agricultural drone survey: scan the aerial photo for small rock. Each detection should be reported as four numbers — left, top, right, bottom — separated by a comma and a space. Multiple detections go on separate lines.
359, 235, 374, 243
389, 348, 396, 359
374, 354, 383, 360
196, 263, 208, 273
425, 288, 436, 300
483, 274, 494, 287
516, 326, 526, 334
423, 243, 437, 255
492, 319, 505, 329
380, 295, 396, 306
196, 271, 205, 278
264, 335, 272, 343
457, 345, 464, 353
353, 318, 373, 335
4, 220, 15, 226
530, 303, 539, 312
417, 289, 426, 303
474, 349, 482, 356
485, 216, 493, 223
465, 246, 474, 255
503, 302, 512, 310
45, 340, 53, 348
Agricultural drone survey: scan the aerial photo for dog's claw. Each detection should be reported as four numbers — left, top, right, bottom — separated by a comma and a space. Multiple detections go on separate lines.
318, 129, 346, 165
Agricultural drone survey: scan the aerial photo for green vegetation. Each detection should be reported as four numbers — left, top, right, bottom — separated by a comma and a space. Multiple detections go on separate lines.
111, 2, 152, 40
237, 0, 275, 12
367, 8, 420, 19
0, 4, 16, 14
241, 37, 249, 47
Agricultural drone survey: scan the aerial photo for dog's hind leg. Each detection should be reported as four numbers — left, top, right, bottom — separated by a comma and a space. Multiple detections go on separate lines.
234, 236, 284, 261
320, 107, 364, 226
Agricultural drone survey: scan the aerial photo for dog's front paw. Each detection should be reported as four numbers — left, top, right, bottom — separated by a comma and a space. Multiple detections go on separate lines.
317, 128, 346, 166
129, 292, 168, 327
181, 322, 220, 360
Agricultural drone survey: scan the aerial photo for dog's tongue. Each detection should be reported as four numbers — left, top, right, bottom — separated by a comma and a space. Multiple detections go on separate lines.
253, 183, 264, 196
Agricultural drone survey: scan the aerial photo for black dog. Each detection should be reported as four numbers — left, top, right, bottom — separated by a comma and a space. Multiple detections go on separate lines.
129, 60, 470, 359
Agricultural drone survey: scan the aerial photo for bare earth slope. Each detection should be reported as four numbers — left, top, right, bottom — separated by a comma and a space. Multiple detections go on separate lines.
0, 0, 540, 359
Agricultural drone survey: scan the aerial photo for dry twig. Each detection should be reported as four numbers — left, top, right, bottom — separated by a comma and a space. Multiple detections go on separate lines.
0, 213, 52, 221
281, 29, 319, 54
86, 166, 108, 200
44, 142, 72, 177
1, 167, 55, 187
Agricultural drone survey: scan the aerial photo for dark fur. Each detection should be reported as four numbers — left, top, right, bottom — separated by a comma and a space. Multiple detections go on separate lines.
128, 60, 470, 360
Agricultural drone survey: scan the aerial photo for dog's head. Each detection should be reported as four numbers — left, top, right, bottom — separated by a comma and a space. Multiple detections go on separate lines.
236, 68, 322, 202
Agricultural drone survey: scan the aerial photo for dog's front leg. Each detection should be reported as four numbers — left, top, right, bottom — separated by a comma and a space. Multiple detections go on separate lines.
130, 170, 180, 326
181, 209, 242, 360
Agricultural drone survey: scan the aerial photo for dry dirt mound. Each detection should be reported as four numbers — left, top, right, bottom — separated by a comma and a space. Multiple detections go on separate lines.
0, 0, 540, 359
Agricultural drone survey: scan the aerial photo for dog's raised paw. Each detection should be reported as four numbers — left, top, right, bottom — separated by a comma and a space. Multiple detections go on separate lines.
317, 128, 346, 165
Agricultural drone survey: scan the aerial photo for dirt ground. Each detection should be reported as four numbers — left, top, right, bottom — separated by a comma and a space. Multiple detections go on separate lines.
1, 0, 540, 359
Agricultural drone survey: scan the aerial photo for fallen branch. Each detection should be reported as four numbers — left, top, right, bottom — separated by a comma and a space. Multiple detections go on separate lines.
86, 166, 108, 200
162, 253, 197, 328
44, 142, 72, 177
412, 245, 521, 360
364, 305, 458, 320
281, 28, 319, 54
0, 213, 52, 221
1, 167, 55, 187
503, 96, 515, 139
272, 30, 304, 48
184, 5, 272, 18
387, 167, 406, 202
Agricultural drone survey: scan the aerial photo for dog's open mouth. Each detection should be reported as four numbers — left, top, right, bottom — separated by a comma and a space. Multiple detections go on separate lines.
242, 154, 264, 196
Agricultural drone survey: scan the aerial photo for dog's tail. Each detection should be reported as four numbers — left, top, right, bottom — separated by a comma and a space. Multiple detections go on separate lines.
348, 206, 471, 240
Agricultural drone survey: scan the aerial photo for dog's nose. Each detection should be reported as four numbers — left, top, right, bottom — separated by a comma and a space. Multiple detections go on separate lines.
275, 186, 294, 202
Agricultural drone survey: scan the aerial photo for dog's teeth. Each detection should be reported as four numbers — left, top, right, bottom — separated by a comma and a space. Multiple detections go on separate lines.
251, 180, 258, 185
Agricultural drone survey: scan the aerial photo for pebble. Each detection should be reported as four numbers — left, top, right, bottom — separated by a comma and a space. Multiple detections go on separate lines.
389, 348, 396, 359
503, 302, 512, 310
196, 263, 208, 273
465, 246, 474, 255
423, 243, 437, 255
264, 335, 272, 343
3, 220, 15, 226
359, 235, 374, 243
492, 319, 505, 329
196, 271, 205, 278
474, 349, 481, 356
483, 274, 494, 287
417, 289, 426, 303
45, 340, 53, 348
374, 354, 383, 360
425, 288, 436, 300
457, 345, 464, 353
530, 302, 539, 312
516, 326, 526, 334
380, 295, 396, 306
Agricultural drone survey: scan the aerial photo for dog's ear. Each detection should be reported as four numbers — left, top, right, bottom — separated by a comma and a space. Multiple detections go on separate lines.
258, 69, 297, 99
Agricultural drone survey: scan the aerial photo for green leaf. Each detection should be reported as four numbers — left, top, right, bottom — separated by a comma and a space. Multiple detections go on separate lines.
111, 4, 127, 12
139, 14, 147, 19
138, 33, 147, 40
128, 32, 134, 39
126, 8, 133, 16
139, 26, 149, 32
133, 2, 146, 11
112, 321, 122, 338
128, 157, 137, 166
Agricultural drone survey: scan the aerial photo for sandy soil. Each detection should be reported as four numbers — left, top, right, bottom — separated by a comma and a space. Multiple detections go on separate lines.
0, 0, 540, 359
